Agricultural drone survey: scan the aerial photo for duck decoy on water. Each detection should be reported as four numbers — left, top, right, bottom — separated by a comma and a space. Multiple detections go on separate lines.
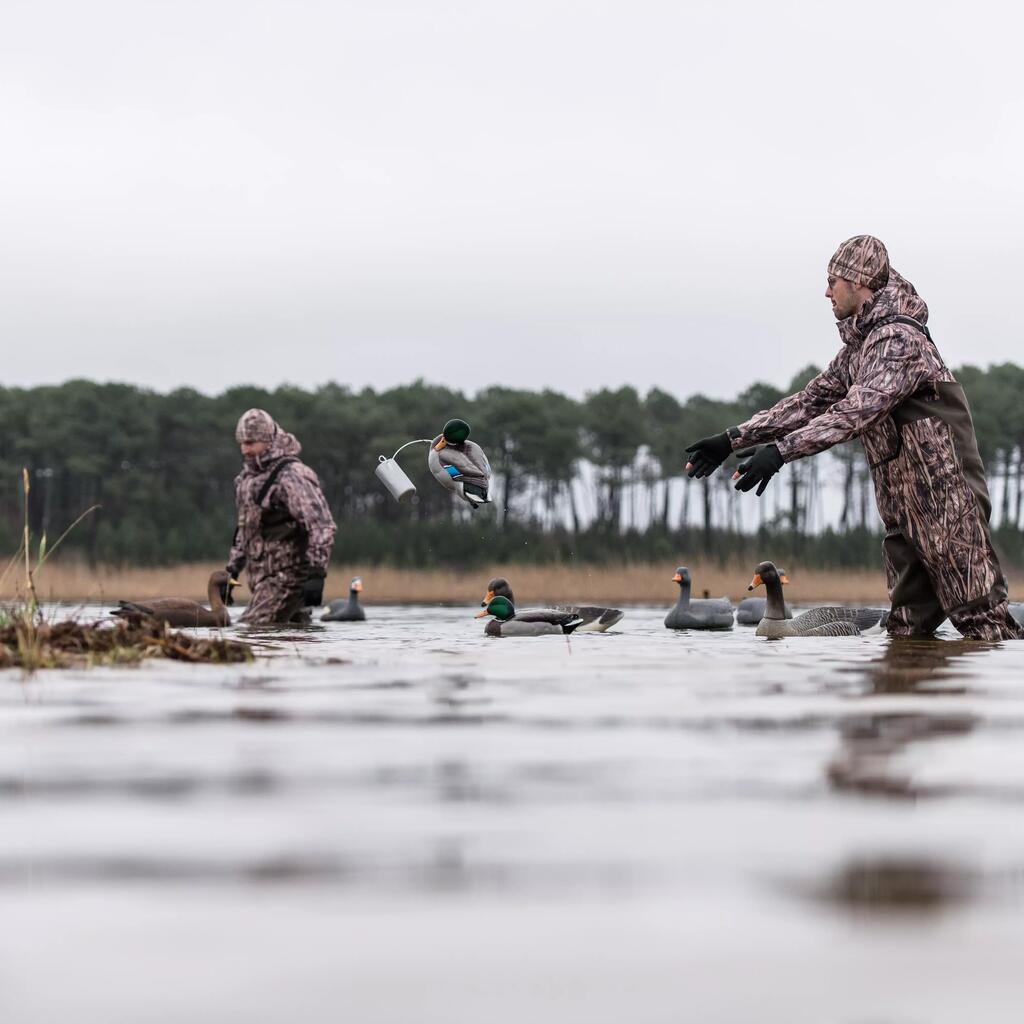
476, 596, 583, 637
748, 561, 886, 638
428, 418, 492, 509
664, 567, 734, 630
322, 576, 366, 622
482, 577, 623, 632
111, 569, 238, 628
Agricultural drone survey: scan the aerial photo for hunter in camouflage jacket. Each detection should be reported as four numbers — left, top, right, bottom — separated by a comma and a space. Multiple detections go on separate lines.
229, 410, 337, 625
732, 260, 1020, 641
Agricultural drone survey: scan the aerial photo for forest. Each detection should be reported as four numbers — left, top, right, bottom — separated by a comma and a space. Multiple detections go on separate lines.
1, 361, 1022, 569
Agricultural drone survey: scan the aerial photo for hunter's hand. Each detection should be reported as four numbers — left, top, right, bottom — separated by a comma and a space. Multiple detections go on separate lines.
732, 444, 785, 496
684, 430, 734, 479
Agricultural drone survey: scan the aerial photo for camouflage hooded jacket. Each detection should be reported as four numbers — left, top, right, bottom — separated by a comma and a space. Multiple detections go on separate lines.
228, 426, 337, 577
732, 270, 956, 474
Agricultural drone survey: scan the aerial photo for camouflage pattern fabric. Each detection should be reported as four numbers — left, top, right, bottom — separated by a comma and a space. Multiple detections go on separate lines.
228, 419, 337, 625
235, 408, 276, 444
827, 234, 890, 291
733, 269, 1022, 641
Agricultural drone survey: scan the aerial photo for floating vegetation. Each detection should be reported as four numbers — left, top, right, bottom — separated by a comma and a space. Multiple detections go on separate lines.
0, 612, 252, 671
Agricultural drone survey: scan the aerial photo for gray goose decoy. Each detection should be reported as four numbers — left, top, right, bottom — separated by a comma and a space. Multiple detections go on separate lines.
736, 581, 793, 625
482, 577, 623, 632
664, 567, 734, 630
476, 596, 583, 637
749, 561, 884, 638
111, 569, 238, 628
322, 576, 367, 622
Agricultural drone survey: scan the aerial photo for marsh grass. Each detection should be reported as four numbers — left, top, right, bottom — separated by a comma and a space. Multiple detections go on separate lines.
1, 559, 984, 605
0, 612, 252, 670
0, 469, 251, 671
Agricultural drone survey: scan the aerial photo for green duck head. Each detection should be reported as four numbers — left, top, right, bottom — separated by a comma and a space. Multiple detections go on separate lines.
434, 418, 471, 451
474, 595, 516, 621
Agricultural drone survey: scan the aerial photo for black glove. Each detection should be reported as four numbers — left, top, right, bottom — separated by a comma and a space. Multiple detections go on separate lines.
733, 444, 785, 496
302, 568, 326, 607
685, 430, 736, 479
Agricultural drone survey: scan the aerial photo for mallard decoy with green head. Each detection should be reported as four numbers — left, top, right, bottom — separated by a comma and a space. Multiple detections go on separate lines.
476, 596, 583, 637
428, 418, 492, 508
482, 577, 623, 632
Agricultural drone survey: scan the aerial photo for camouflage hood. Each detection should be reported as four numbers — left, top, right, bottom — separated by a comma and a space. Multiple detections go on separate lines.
838, 268, 929, 348
240, 422, 303, 477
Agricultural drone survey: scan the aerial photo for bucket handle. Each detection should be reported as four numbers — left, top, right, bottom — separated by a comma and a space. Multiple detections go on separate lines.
380, 438, 432, 462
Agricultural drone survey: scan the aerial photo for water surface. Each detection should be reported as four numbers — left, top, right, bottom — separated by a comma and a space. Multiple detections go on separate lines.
3, 604, 1024, 1022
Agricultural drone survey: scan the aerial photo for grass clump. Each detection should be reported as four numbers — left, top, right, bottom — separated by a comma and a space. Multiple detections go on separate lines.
0, 607, 252, 671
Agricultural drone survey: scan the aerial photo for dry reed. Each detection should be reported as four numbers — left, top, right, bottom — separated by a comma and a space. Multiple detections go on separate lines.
8, 559, 1012, 605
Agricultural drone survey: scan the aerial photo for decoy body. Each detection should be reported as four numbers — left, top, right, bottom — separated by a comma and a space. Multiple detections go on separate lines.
111, 569, 238, 628
482, 577, 623, 632
322, 576, 366, 622
749, 561, 885, 638
476, 596, 583, 637
428, 418, 492, 509
664, 567, 734, 630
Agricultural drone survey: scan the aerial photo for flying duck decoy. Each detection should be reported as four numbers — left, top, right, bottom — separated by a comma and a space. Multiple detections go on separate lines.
322, 576, 367, 622
748, 561, 885, 638
111, 569, 238, 628
664, 567, 734, 630
428, 418, 492, 509
481, 577, 623, 632
476, 596, 583, 637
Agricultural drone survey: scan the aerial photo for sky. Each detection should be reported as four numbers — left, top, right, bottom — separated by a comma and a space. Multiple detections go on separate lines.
2, 0, 1022, 401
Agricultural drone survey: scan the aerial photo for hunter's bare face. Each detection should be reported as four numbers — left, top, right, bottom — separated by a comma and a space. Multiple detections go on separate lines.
825, 276, 863, 320
240, 440, 269, 458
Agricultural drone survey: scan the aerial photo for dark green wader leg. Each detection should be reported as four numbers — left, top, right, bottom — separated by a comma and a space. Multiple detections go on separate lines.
883, 530, 947, 637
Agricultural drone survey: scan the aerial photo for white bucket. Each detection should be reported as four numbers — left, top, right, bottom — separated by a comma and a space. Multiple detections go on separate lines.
375, 456, 417, 502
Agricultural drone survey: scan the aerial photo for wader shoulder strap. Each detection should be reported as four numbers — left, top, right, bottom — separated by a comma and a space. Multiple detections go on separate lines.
870, 314, 933, 342
256, 457, 299, 507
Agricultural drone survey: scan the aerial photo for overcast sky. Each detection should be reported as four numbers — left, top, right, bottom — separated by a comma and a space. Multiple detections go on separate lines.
2, 0, 1021, 401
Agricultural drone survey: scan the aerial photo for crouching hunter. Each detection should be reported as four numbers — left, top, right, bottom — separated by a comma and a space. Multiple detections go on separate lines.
227, 409, 337, 625
685, 235, 1022, 641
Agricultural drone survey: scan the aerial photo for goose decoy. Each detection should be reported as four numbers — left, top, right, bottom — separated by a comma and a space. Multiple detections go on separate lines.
736, 574, 793, 626
428, 418, 492, 509
322, 576, 366, 622
476, 596, 583, 637
748, 561, 884, 638
111, 569, 238, 628
664, 567, 734, 630
481, 577, 623, 632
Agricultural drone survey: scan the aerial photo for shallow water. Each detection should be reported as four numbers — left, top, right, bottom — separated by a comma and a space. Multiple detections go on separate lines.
3, 604, 1024, 1022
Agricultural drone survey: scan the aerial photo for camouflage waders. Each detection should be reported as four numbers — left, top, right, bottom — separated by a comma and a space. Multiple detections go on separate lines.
733, 268, 1021, 641
229, 413, 337, 626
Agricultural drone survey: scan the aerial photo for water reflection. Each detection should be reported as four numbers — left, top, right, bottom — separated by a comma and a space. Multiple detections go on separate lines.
827, 639, 990, 798
814, 856, 974, 915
